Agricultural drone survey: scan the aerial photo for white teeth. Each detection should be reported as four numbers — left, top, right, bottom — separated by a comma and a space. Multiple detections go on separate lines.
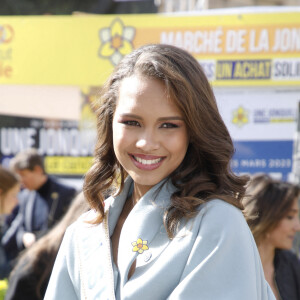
134, 156, 162, 165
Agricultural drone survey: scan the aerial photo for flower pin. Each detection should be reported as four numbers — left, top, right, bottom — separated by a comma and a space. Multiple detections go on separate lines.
132, 238, 149, 254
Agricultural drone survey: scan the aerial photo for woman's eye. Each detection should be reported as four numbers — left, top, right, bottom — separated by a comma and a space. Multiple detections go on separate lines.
160, 123, 178, 128
124, 120, 140, 126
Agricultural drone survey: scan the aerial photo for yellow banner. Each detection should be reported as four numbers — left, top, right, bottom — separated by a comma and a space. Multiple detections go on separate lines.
45, 156, 93, 175
0, 11, 300, 86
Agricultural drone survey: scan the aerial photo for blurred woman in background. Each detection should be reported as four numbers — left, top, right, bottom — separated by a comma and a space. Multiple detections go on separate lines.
243, 174, 300, 300
0, 166, 20, 279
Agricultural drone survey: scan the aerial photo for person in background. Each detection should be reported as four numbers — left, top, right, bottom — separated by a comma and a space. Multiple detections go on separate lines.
0, 166, 20, 279
0, 166, 19, 216
4, 192, 90, 300
243, 173, 300, 300
45, 44, 274, 299
1, 148, 77, 263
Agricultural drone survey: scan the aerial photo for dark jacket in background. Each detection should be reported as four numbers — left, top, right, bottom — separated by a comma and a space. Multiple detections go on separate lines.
275, 249, 300, 300
1, 176, 76, 261
0, 207, 19, 279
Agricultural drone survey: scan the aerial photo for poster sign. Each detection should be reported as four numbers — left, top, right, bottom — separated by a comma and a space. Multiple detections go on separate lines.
214, 87, 300, 180
0, 10, 299, 86
0, 114, 95, 177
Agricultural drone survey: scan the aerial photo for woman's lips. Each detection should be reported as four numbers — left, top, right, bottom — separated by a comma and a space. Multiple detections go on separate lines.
130, 154, 166, 170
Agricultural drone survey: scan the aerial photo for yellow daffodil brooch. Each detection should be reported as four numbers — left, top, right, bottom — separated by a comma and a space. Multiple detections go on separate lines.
132, 238, 149, 254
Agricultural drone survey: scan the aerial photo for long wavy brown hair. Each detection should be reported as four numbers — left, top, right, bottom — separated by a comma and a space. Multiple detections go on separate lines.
83, 44, 249, 238
243, 173, 300, 245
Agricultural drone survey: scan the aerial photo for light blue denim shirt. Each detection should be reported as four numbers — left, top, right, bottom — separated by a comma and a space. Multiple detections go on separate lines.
45, 177, 275, 300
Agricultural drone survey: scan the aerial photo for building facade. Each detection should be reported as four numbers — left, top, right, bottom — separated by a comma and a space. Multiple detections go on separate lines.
155, 0, 300, 12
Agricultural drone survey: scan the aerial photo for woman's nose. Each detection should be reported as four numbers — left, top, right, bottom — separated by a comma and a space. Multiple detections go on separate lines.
136, 130, 160, 151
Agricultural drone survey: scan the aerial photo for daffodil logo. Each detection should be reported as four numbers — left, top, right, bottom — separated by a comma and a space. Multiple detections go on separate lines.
132, 238, 149, 254
98, 18, 135, 66
0, 24, 14, 44
232, 106, 249, 127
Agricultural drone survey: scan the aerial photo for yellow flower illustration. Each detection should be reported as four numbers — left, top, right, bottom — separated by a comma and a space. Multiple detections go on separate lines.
132, 238, 149, 254
98, 18, 135, 66
232, 106, 249, 127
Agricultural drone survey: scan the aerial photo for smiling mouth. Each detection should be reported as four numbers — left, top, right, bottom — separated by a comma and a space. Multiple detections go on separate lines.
133, 155, 164, 165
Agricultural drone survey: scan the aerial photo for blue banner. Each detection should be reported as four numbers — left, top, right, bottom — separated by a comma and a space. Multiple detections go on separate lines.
232, 140, 293, 180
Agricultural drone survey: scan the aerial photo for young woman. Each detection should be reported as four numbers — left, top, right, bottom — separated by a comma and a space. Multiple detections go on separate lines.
45, 44, 275, 299
243, 174, 300, 300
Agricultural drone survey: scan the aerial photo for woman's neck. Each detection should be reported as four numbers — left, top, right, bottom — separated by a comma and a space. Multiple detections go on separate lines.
258, 241, 275, 268
132, 185, 149, 205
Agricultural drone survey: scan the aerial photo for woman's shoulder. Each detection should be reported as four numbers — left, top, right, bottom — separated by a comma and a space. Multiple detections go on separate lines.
59, 210, 105, 260
64, 209, 99, 236
276, 249, 300, 266
69, 195, 114, 228
195, 199, 250, 237
275, 249, 300, 296
198, 199, 244, 221
77, 209, 98, 222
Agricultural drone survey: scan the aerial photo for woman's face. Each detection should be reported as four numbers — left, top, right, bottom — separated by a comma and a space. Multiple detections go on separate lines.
112, 75, 189, 196
267, 198, 300, 250
1, 183, 20, 214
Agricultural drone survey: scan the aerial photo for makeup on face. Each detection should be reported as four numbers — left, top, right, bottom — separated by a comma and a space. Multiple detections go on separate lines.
112, 75, 189, 197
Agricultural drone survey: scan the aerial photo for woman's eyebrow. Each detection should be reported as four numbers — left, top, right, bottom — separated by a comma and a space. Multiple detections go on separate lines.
157, 116, 184, 121
118, 114, 184, 121
119, 113, 142, 120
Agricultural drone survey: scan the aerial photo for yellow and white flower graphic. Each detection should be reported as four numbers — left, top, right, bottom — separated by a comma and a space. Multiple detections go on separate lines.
232, 106, 249, 127
98, 18, 135, 66
132, 238, 149, 254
